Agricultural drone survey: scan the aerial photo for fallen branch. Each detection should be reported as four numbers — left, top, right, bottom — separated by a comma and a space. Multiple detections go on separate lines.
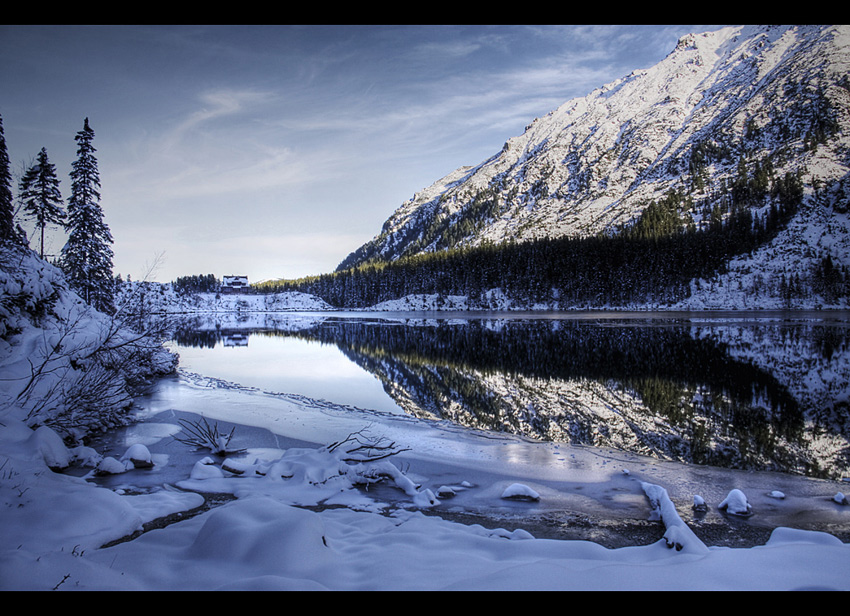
326, 427, 411, 463
174, 417, 245, 455
641, 481, 709, 554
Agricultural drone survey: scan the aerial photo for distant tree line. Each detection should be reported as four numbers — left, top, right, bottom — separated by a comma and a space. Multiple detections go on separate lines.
172, 273, 220, 295
255, 161, 832, 308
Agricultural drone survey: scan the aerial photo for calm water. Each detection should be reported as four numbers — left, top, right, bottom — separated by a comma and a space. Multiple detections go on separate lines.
164, 310, 850, 480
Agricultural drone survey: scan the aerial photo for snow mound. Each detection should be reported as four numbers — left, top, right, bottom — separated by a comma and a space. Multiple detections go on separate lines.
501, 483, 540, 501
28, 426, 71, 470
719, 488, 753, 516
187, 496, 334, 576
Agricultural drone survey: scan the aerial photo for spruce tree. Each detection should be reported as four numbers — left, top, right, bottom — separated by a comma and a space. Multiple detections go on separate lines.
19, 147, 65, 258
61, 118, 115, 313
0, 114, 17, 242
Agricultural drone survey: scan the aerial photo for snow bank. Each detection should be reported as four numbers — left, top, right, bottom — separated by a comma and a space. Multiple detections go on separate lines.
1, 246, 177, 438
3, 407, 849, 591
3, 247, 850, 591
115, 282, 333, 314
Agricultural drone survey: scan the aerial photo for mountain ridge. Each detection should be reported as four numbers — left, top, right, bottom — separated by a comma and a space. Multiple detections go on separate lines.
336, 24, 850, 306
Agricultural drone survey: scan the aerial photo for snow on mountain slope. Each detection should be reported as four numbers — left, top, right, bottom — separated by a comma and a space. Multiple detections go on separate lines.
337, 25, 850, 308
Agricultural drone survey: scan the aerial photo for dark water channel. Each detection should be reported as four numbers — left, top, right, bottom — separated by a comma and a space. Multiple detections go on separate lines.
164, 310, 850, 481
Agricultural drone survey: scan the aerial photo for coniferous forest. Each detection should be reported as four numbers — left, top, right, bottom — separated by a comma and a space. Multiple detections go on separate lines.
1, 114, 115, 314
255, 165, 845, 309
172, 273, 220, 295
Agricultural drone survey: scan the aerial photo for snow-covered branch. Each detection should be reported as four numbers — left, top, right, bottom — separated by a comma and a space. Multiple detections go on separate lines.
641, 481, 709, 554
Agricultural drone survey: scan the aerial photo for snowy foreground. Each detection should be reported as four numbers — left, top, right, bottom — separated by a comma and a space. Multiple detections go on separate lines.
2, 378, 850, 591
3, 252, 850, 590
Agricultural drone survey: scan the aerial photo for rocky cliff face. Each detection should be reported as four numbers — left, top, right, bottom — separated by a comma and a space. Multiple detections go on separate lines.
338, 25, 850, 305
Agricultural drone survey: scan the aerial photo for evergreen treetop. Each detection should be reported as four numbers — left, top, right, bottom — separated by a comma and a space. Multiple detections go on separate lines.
0, 114, 16, 242
61, 117, 115, 314
19, 147, 65, 258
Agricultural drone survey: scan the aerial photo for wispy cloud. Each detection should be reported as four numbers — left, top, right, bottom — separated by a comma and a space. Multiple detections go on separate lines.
2, 24, 712, 281
173, 89, 275, 134
120, 87, 322, 203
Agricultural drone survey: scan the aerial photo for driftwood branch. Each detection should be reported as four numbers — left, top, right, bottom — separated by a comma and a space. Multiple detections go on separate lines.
326, 427, 411, 463
174, 417, 245, 455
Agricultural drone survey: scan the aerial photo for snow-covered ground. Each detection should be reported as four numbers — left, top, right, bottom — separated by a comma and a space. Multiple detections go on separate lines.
3, 249, 850, 590
116, 281, 334, 314
2, 364, 850, 590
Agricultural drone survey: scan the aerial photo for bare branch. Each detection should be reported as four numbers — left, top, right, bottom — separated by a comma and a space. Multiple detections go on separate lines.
173, 417, 245, 456
326, 427, 411, 463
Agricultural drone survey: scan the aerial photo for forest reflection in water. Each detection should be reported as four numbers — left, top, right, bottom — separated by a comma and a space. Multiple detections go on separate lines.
168, 312, 850, 480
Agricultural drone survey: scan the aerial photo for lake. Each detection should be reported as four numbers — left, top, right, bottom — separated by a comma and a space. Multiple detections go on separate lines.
162, 310, 850, 481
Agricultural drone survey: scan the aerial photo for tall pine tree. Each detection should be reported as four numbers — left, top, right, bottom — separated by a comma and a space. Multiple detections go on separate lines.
61, 118, 115, 313
0, 114, 17, 243
19, 147, 65, 258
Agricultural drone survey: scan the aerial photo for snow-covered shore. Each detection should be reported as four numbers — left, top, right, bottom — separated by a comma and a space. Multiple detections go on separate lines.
3, 249, 850, 591
0, 247, 177, 437
3, 359, 850, 590
117, 281, 850, 314
2, 391, 850, 590
116, 281, 333, 315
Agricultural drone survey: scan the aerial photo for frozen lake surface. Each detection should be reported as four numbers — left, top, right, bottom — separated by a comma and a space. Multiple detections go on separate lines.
85, 310, 850, 547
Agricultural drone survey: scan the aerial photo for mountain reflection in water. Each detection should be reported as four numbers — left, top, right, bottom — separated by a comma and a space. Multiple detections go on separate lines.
168, 313, 850, 480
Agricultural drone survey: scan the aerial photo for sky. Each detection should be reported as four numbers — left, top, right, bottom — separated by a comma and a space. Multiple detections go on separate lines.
0, 24, 717, 284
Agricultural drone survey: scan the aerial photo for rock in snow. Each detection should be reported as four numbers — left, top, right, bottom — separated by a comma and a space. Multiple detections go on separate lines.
501, 483, 540, 501
96, 456, 131, 475
191, 457, 225, 480
719, 489, 753, 516
121, 443, 153, 469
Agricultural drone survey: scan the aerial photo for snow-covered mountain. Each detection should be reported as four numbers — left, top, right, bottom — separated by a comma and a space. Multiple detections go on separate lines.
338, 25, 850, 307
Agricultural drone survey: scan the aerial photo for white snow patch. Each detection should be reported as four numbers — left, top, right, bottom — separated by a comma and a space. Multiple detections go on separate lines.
501, 483, 541, 501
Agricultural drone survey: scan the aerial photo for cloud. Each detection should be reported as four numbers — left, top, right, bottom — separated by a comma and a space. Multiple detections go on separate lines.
110, 87, 324, 203
175, 89, 271, 132
4, 24, 715, 283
